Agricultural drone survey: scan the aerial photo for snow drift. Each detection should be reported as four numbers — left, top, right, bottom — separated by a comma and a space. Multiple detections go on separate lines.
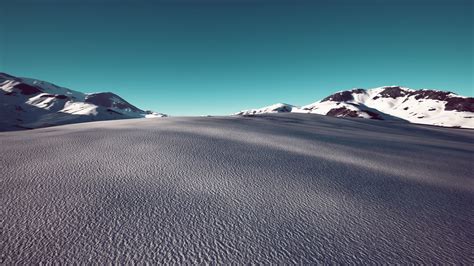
1, 114, 472, 263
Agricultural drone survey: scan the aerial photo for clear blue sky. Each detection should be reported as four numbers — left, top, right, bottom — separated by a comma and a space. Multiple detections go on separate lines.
1, 0, 472, 115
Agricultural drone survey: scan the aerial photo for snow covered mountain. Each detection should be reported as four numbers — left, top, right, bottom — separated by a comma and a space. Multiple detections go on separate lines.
0, 72, 166, 131
236, 103, 296, 115
236, 86, 474, 128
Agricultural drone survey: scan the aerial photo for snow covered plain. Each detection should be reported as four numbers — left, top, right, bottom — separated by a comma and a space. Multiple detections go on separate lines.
1, 114, 473, 264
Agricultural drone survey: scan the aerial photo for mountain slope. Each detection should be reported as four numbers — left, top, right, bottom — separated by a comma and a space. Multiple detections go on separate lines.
237, 86, 474, 128
235, 103, 295, 115
0, 73, 166, 131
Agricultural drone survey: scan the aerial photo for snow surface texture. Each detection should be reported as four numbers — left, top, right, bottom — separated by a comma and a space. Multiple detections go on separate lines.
236, 86, 474, 128
1, 114, 473, 264
0, 72, 166, 131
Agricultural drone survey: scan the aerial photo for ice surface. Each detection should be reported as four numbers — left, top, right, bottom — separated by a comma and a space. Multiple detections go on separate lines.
1, 114, 473, 263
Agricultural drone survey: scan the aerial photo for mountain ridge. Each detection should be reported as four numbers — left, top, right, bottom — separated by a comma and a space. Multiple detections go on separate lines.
2, 72, 473, 130
236, 86, 474, 128
0, 72, 166, 131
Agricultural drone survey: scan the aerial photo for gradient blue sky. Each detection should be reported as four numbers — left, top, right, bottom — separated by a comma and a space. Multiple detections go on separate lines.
1, 0, 472, 115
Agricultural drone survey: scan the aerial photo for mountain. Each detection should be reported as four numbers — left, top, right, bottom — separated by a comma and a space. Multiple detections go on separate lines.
0, 72, 166, 131
236, 86, 474, 128
235, 103, 296, 115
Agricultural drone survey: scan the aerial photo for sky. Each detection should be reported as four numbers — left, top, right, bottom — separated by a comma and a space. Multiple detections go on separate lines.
1, 0, 472, 115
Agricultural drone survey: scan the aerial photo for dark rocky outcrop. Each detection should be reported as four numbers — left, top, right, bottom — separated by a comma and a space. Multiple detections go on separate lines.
376, 86, 408, 99
409, 90, 452, 101
406, 90, 473, 112
14, 83, 42, 95
326, 107, 359, 117
322, 91, 354, 102
445, 97, 474, 112
352, 88, 366, 94
40, 94, 69, 100
322, 89, 365, 102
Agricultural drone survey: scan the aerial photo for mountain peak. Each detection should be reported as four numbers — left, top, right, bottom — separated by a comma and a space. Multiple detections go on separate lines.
236, 103, 294, 116
0, 73, 166, 131
237, 86, 474, 128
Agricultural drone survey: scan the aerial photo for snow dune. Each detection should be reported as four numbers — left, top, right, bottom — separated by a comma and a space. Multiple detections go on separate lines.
1, 114, 473, 263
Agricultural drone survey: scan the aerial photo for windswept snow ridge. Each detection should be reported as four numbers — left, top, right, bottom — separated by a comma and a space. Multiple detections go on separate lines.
237, 86, 474, 128
1, 114, 473, 263
0, 72, 166, 131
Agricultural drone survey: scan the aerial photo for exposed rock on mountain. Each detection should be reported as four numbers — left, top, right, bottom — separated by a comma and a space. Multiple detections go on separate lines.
0, 72, 166, 131
237, 86, 474, 128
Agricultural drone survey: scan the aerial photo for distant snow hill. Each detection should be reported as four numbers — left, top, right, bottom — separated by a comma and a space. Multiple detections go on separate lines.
236, 86, 474, 129
0, 72, 166, 131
